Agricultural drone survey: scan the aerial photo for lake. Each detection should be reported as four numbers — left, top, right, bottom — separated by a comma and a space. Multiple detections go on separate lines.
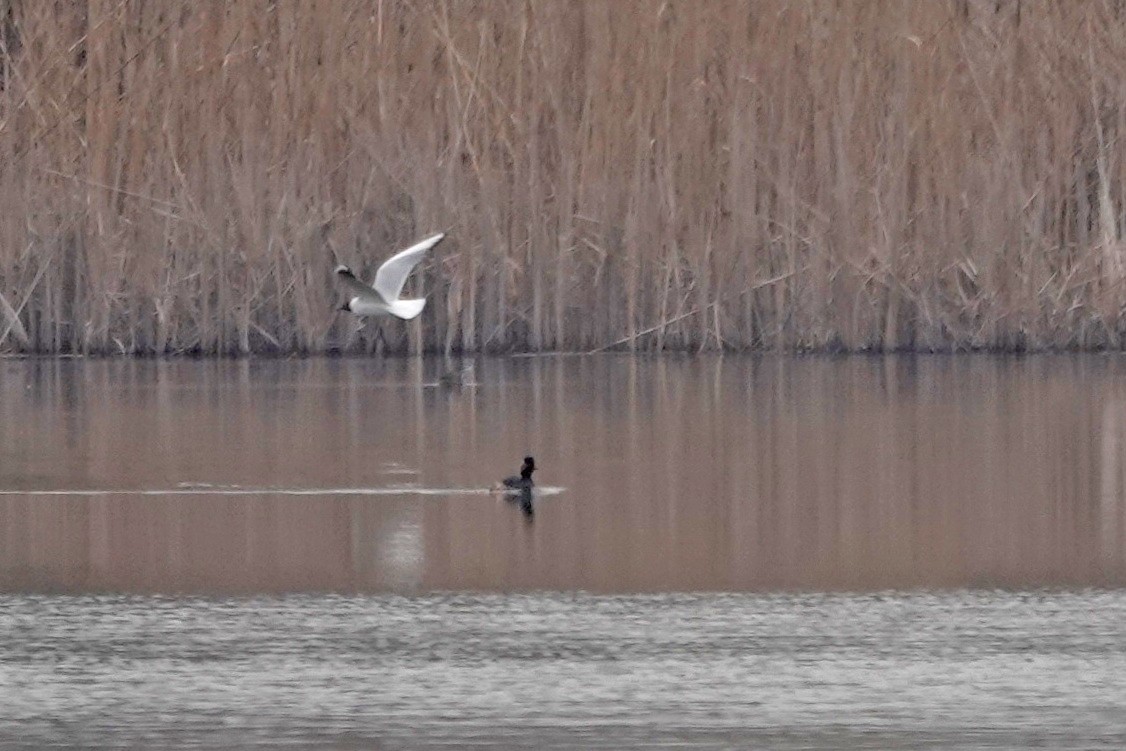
1, 355, 1124, 748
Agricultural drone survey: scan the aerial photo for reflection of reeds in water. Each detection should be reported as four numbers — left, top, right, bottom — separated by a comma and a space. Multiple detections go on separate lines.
3, 356, 1126, 592
4, 2, 1126, 354
1101, 400, 1126, 570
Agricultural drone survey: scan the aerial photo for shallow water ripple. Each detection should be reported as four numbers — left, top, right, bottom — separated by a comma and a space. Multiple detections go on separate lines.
2, 591, 1125, 749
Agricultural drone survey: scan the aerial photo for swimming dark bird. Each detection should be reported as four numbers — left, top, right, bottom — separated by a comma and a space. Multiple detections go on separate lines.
495, 456, 535, 492
437, 361, 475, 388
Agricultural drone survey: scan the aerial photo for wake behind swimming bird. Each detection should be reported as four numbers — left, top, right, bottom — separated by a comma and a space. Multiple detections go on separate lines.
2, 457, 565, 500
0, 482, 566, 498
335, 232, 445, 320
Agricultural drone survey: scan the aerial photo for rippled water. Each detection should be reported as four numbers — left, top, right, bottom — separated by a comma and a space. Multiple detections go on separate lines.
2, 590, 1125, 750
2, 355, 1126, 747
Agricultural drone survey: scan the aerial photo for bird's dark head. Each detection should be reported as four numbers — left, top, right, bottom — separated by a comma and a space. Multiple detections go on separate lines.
520, 456, 536, 478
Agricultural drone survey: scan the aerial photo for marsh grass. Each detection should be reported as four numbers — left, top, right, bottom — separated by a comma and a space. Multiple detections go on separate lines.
2, 0, 1126, 354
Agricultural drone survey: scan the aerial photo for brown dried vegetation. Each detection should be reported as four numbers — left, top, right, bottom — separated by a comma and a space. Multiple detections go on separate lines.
2, 0, 1126, 354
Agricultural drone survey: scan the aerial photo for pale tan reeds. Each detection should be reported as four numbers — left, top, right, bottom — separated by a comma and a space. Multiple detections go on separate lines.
2, 0, 1126, 354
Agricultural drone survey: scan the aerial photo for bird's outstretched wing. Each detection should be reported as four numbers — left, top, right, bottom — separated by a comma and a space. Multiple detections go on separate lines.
334, 265, 382, 303
373, 233, 445, 303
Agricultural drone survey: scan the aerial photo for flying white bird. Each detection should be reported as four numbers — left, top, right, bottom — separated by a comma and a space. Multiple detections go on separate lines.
334, 233, 445, 320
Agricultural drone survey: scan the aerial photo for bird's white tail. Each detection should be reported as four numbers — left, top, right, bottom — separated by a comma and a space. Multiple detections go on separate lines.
388, 298, 426, 320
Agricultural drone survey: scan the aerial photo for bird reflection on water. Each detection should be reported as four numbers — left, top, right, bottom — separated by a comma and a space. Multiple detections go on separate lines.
507, 487, 534, 520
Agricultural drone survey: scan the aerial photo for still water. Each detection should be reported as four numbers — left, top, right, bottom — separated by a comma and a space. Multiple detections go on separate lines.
1, 355, 1125, 747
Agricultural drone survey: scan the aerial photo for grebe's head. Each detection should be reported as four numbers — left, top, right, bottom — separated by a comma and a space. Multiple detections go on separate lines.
520, 456, 536, 479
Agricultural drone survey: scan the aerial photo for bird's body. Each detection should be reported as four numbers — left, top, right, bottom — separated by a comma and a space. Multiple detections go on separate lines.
492, 456, 538, 519
496, 456, 536, 492
335, 233, 445, 320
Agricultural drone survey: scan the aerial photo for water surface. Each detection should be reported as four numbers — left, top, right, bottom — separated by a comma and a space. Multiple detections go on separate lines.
2, 355, 1124, 593
2, 355, 1126, 748
2, 590, 1125, 750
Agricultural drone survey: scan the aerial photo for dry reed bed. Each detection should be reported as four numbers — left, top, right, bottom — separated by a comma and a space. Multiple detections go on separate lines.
1, 0, 1125, 354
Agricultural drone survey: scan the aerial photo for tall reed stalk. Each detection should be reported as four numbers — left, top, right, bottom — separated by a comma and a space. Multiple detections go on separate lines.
2, 0, 1126, 354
